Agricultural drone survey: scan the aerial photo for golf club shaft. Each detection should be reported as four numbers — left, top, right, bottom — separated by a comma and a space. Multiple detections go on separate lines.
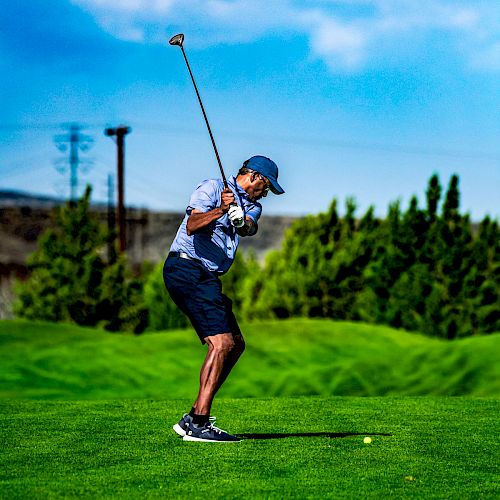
178, 45, 229, 190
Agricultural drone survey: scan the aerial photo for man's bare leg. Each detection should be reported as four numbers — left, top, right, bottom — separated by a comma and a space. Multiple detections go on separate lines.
192, 333, 245, 415
212, 334, 245, 395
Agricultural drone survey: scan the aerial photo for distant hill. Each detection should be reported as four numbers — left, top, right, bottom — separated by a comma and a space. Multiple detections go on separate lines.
1, 319, 498, 399
0, 189, 298, 277
0, 190, 111, 209
0, 190, 66, 208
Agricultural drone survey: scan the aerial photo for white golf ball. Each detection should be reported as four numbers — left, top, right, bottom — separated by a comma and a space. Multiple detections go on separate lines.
363, 436, 372, 444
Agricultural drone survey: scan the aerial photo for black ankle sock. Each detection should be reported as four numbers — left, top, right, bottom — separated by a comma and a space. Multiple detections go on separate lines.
189, 407, 196, 418
192, 413, 209, 426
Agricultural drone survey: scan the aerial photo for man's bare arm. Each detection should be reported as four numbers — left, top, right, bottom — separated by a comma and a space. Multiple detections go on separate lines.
187, 208, 225, 235
186, 189, 234, 236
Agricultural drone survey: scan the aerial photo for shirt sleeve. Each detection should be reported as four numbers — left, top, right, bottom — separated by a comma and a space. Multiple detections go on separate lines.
187, 179, 220, 214
246, 202, 262, 223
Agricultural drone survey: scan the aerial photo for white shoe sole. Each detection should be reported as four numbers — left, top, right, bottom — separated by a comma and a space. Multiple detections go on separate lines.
173, 423, 186, 437
183, 434, 241, 443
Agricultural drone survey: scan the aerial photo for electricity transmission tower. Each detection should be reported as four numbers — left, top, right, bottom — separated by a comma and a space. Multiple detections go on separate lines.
54, 123, 93, 202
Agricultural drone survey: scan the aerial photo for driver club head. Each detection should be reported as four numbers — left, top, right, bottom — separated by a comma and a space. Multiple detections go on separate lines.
169, 33, 184, 47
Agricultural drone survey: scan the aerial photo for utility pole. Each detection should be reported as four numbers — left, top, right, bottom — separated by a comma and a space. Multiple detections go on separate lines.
105, 125, 131, 252
54, 123, 93, 203
107, 173, 116, 262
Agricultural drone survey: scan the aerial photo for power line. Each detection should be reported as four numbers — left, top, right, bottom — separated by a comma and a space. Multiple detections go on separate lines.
1, 151, 55, 178
124, 122, 500, 163
0, 123, 105, 132
1, 121, 498, 163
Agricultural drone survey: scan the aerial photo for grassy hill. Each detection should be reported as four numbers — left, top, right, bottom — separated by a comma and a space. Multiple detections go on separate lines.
1, 319, 499, 399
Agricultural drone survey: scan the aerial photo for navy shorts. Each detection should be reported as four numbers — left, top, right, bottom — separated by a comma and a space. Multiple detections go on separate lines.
163, 255, 242, 343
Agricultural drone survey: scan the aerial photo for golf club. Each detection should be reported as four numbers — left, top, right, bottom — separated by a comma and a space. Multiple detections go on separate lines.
169, 33, 230, 190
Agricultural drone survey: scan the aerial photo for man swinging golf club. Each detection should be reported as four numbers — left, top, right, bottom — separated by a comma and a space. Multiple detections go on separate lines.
164, 156, 284, 442
165, 33, 285, 442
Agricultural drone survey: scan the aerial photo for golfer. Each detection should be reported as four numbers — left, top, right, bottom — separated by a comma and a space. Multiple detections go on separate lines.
164, 155, 284, 442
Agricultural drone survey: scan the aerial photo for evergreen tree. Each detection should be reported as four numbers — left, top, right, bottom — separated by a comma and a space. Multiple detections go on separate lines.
252, 199, 376, 321
357, 201, 403, 323
426, 173, 441, 223
237, 252, 266, 321
14, 187, 147, 332
442, 175, 460, 221
472, 217, 500, 333
143, 259, 188, 330
203, 173, 499, 339
220, 250, 251, 312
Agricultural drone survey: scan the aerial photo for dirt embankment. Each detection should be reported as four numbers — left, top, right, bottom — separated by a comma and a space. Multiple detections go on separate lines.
0, 206, 296, 277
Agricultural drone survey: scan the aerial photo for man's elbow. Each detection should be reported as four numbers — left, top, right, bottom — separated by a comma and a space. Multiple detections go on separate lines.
186, 219, 203, 236
238, 220, 257, 237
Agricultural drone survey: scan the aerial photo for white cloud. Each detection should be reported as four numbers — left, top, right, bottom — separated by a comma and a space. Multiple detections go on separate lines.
471, 41, 500, 71
370, 4, 476, 34
72, 0, 500, 72
300, 10, 368, 69
75, 0, 177, 13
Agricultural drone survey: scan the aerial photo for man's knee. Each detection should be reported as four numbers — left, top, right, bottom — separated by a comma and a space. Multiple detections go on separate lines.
207, 333, 236, 355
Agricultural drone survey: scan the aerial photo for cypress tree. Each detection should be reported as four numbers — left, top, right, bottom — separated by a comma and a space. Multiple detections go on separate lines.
426, 173, 442, 223
240, 173, 499, 338
442, 174, 460, 222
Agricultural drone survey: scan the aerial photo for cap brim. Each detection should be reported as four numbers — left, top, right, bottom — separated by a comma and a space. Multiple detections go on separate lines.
269, 179, 285, 195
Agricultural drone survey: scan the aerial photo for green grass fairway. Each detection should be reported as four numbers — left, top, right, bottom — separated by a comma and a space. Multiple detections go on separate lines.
1, 397, 499, 498
1, 320, 499, 497
1, 319, 499, 399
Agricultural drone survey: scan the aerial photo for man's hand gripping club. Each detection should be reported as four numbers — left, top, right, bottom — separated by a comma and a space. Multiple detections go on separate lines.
186, 188, 245, 236
221, 189, 244, 227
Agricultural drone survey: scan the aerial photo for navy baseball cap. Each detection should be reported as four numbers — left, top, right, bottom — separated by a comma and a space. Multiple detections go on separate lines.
244, 156, 285, 195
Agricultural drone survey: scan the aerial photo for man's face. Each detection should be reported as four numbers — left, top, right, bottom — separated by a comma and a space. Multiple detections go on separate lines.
246, 172, 270, 201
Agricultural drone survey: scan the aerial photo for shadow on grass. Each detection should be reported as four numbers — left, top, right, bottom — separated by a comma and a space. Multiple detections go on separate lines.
237, 432, 392, 440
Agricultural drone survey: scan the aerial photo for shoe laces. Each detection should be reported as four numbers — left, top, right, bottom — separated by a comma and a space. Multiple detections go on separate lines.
204, 416, 227, 434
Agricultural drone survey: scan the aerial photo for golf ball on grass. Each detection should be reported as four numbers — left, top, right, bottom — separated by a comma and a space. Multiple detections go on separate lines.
363, 437, 372, 444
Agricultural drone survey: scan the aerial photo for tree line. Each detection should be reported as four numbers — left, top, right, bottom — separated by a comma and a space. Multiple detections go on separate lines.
14, 175, 500, 339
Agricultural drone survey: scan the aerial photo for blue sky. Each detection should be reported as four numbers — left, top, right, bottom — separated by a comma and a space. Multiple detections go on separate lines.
1, 0, 499, 219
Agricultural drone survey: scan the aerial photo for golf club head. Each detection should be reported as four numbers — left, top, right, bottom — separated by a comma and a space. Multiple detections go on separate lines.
169, 33, 184, 47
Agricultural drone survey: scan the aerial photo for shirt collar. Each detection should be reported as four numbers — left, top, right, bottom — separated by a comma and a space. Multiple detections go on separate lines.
228, 175, 247, 196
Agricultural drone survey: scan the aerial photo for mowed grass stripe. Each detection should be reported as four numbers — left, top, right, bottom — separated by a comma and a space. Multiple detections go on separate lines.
1, 397, 499, 498
1, 319, 499, 399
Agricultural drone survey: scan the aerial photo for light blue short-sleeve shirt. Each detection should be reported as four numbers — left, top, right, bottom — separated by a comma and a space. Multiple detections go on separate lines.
170, 175, 262, 274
